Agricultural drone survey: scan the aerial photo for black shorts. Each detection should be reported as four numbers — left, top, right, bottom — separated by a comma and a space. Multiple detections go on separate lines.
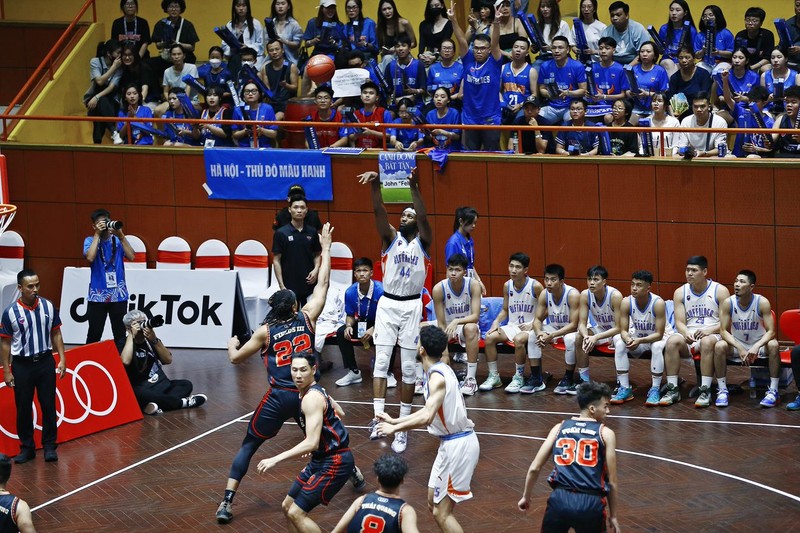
542, 488, 607, 533
247, 387, 302, 440
288, 450, 355, 513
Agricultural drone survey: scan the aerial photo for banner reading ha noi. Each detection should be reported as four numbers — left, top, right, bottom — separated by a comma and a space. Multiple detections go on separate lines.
204, 148, 332, 200
378, 151, 416, 203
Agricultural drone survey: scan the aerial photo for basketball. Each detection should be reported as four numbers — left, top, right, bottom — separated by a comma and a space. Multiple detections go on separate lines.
305, 55, 336, 84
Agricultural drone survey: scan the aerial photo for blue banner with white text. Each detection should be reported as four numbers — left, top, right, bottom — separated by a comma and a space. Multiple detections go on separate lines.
204, 148, 333, 200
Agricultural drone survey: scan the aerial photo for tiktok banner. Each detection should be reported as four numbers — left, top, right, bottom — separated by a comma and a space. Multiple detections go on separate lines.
0, 341, 142, 455
203, 148, 333, 200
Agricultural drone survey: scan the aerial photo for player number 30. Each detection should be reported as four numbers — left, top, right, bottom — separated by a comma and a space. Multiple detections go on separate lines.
554, 437, 599, 467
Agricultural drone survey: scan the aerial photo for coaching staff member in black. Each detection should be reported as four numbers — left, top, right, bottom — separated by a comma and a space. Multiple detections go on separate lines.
272, 184, 322, 231
0, 269, 66, 464
272, 194, 322, 308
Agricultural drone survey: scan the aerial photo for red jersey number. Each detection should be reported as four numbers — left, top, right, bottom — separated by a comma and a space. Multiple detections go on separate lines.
554, 437, 599, 467
273, 334, 312, 367
360, 515, 386, 532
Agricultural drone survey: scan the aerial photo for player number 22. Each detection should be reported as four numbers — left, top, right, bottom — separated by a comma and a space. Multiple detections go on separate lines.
555, 437, 599, 467
274, 334, 312, 367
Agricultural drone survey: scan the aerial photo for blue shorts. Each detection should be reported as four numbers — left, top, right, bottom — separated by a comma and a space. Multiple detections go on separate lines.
247, 386, 302, 440
542, 488, 607, 533
288, 450, 355, 513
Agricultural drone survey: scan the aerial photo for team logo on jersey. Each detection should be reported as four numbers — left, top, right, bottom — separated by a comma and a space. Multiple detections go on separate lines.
17, 317, 25, 325
288, 236, 294, 241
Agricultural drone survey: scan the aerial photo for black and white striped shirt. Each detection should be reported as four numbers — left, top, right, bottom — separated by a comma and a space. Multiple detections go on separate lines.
0, 297, 61, 357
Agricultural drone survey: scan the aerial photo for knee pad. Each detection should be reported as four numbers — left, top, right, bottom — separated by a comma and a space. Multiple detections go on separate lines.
527, 335, 542, 359
614, 348, 630, 372
400, 348, 417, 384
373, 347, 391, 379
651, 341, 665, 374
563, 333, 577, 365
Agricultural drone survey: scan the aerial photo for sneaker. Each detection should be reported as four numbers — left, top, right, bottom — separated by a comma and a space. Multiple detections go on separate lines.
391, 432, 407, 453
216, 501, 233, 524
760, 388, 779, 408
505, 373, 525, 393
553, 377, 572, 395
452, 352, 468, 364
478, 372, 502, 391
336, 370, 363, 387
111, 130, 124, 145
460, 377, 478, 396
387, 373, 398, 388
787, 394, 800, 411
715, 388, 729, 408
645, 387, 661, 407
659, 384, 681, 406
186, 394, 207, 408
694, 386, 711, 408
565, 381, 583, 396
520, 375, 546, 394
144, 402, 160, 415
350, 466, 366, 489
413, 377, 424, 395
368, 418, 383, 440
610, 386, 634, 404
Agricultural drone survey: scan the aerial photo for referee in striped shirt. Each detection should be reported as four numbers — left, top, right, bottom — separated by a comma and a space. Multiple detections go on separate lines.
0, 269, 66, 464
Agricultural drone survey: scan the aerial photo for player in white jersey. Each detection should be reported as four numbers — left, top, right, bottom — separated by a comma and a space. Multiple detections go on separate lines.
432, 254, 482, 396
479, 253, 543, 393
358, 169, 432, 454
377, 326, 479, 533
715, 270, 781, 408
530, 264, 581, 395
611, 270, 674, 406
576, 266, 622, 387
660, 256, 730, 407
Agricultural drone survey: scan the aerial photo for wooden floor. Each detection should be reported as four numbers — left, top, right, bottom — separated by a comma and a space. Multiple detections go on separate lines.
17, 345, 800, 532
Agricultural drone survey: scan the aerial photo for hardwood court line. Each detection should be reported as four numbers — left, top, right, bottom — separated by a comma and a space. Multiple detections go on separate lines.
476, 430, 800, 504
30, 412, 254, 512
335, 401, 800, 430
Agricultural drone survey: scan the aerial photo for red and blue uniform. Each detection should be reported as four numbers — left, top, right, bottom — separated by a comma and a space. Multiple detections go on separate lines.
346, 492, 406, 533
543, 418, 609, 532
288, 384, 354, 512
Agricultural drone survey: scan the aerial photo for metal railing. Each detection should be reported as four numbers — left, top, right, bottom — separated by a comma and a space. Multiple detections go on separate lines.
1, 0, 97, 140
0, 112, 795, 159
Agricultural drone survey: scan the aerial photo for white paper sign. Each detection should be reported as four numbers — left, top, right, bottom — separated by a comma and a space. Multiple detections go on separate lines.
331, 68, 371, 98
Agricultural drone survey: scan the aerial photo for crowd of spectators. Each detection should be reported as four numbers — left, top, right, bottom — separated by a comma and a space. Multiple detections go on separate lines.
81, 0, 800, 158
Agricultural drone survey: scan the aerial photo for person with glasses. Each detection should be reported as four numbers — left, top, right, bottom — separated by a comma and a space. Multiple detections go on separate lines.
150, 0, 200, 76
111, 0, 151, 59
305, 85, 349, 148
343, 0, 378, 60
734, 7, 775, 74
231, 82, 279, 147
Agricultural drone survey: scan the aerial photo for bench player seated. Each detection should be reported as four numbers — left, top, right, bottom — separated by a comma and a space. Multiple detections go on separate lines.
575, 266, 622, 386
432, 253, 482, 396
715, 270, 781, 408
611, 270, 674, 406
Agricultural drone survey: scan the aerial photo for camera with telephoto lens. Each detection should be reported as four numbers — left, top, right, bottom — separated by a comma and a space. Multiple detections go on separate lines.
678, 146, 696, 160
106, 220, 124, 231
143, 315, 165, 329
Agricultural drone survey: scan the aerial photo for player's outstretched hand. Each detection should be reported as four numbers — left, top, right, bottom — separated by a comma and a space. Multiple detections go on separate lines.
407, 167, 419, 189
257, 457, 277, 473
375, 421, 395, 438
608, 516, 621, 532
357, 171, 379, 184
319, 222, 334, 248
517, 497, 530, 511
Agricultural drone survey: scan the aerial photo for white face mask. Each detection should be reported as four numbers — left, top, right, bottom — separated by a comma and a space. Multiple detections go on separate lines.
243, 60, 255, 67
209, 58, 222, 68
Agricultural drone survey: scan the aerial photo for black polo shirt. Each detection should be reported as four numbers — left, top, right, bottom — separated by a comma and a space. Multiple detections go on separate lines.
272, 223, 322, 298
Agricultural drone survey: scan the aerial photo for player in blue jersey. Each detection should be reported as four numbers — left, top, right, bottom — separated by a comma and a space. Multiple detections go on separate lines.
657, 0, 697, 76
449, 1, 504, 150
384, 34, 427, 112
627, 42, 670, 122
518, 381, 620, 533
257, 351, 356, 532
537, 36, 588, 124
721, 80, 774, 158
501, 37, 538, 123
426, 39, 464, 109
712, 48, 760, 126
333, 454, 419, 533
216, 224, 364, 524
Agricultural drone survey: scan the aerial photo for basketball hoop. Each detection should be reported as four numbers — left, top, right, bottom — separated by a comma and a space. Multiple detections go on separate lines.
0, 204, 17, 237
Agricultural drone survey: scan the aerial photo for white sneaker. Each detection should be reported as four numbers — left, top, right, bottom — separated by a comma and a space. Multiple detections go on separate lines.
368, 418, 383, 440
478, 372, 503, 391
144, 402, 161, 415
391, 431, 408, 453
413, 377, 424, 395
452, 352, 468, 363
460, 377, 478, 396
336, 370, 363, 387
505, 373, 525, 393
111, 131, 124, 145
387, 373, 398, 388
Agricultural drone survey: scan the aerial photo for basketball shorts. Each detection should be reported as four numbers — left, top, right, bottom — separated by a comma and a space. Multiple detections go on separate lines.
542, 488, 607, 533
289, 450, 355, 512
429, 430, 479, 504
373, 297, 422, 349
247, 386, 302, 440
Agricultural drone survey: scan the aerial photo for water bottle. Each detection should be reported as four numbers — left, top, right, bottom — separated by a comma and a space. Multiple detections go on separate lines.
749, 375, 756, 399
511, 132, 519, 153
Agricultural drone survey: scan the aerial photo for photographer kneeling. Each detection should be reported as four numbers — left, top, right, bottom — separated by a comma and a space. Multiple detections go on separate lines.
121, 310, 207, 415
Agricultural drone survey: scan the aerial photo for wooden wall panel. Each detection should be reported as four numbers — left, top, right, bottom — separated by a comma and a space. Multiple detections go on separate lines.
656, 223, 716, 284
122, 153, 174, 206
175, 207, 228, 249
25, 149, 75, 203
432, 160, 489, 218
715, 225, 776, 287
173, 155, 213, 208
486, 161, 543, 218
655, 165, 715, 223
600, 221, 658, 279
776, 227, 800, 287
124, 206, 177, 259
542, 219, 601, 277
598, 164, 656, 221
774, 168, 800, 227
714, 166, 774, 226
224, 208, 276, 255
542, 163, 599, 219
74, 151, 125, 206
25, 201, 77, 258
487, 217, 544, 276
